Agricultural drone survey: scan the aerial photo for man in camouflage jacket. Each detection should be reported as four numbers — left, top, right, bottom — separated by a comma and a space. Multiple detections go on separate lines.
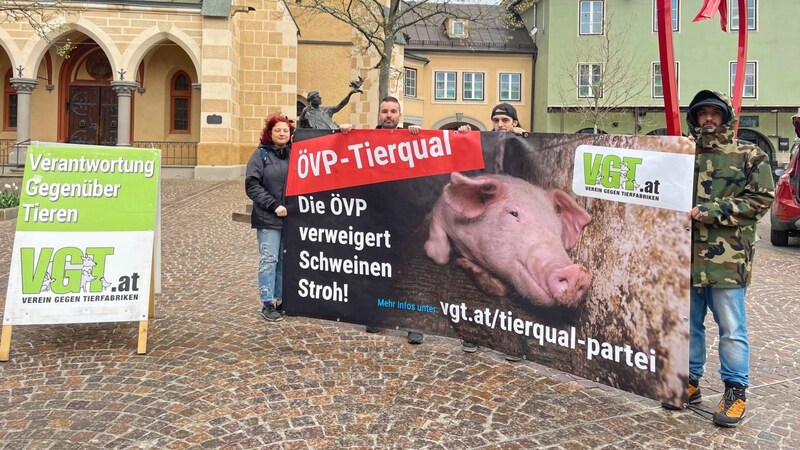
682, 90, 774, 427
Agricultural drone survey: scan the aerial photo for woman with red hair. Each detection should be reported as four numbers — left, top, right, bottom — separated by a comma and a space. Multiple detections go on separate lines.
245, 114, 294, 322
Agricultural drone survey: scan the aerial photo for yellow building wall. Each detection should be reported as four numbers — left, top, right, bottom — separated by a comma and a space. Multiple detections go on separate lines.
0, 51, 61, 143
29, 54, 60, 143
134, 45, 200, 142
0, 1, 299, 169
0, 54, 15, 140
291, 7, 355, 42
402, 58, 426, 126
0, 45, 201, 147
0, 1, 434, 171
409, 52, 533, 130
231, 2, 299, 165
297, 42, 359, 125
291, 4, 388, 129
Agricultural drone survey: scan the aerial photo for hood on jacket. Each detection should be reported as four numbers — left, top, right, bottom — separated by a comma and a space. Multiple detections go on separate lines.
686, 90, 737, 142
261, 142, 290, 159
792, 113, 800, 138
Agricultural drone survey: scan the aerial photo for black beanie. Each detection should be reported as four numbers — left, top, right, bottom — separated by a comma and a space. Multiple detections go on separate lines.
491, 103, 518, 122
688, 97, 730, 124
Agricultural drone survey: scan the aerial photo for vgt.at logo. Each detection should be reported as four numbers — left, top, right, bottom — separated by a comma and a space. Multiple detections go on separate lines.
20, 247, 115, 295
583, 153, 644, 191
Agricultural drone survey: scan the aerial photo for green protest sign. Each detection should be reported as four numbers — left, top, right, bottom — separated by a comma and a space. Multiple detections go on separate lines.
2, 144, 161, 361
17, 145, 159, 232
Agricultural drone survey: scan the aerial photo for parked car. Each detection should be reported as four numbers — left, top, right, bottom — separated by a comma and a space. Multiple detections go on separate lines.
770, 145, 800, 246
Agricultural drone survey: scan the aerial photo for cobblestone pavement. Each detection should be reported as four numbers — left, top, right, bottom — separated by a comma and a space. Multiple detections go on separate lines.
1, 179, 799, 449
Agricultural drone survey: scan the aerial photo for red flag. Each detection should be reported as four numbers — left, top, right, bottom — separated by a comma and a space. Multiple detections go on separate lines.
691, 0, 746, 132
692, 0, 728, 32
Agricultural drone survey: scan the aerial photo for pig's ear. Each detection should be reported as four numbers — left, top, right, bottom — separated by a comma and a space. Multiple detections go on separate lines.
443, 173, 501, 219
548, 189, 591, 250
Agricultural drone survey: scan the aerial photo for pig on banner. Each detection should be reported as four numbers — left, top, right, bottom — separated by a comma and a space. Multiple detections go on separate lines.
283, 128, 694, 407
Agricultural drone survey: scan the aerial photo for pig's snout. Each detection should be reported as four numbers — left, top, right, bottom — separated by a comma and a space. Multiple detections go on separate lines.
547, 264, 591, 305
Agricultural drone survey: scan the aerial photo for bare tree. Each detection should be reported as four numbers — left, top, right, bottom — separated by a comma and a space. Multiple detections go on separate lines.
1, 0, 76, 57
558, 10, 648, 134
292, 0, 496, 100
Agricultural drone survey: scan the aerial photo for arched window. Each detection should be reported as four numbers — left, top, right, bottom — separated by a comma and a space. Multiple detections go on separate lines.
170, 71, 191, 133
4, 69, 17, 131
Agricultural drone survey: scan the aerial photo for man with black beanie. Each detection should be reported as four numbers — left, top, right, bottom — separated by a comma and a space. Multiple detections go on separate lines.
664, 90, 774, 427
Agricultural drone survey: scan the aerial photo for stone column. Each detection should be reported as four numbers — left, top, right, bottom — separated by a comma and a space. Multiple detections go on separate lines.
9, 78, 38, 165
111, 81, 137, 146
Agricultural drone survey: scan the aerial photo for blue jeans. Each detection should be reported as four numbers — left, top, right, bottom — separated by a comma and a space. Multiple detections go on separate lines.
257, 228, 283, 306
689, 286, 750, 387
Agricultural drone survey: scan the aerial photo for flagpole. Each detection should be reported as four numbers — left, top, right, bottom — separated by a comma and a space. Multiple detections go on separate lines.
732, 0, 748, 134
656, 0, 681, 136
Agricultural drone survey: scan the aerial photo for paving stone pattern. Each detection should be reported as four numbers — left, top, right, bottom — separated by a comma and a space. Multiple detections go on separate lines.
1, 179, 799, 449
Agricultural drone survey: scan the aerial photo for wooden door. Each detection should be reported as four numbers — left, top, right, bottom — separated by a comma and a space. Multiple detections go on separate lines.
68, 86, 118, 145
98, 86, 118, 145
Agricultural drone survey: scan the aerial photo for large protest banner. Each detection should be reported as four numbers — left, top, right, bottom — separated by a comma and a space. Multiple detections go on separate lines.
283, 129, 694, 406
1, 144, 159, 359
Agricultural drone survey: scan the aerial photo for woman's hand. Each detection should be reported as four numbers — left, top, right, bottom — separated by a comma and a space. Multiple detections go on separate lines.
275, 205, 288, 217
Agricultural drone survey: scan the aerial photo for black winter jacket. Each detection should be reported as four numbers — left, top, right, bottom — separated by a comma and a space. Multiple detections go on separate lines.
245, 143, 290, 229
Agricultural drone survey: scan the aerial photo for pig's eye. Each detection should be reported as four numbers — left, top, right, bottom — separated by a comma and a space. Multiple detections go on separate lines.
509, 210, 519, 218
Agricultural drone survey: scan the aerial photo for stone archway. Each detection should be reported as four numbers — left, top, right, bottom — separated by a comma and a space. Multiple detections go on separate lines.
129, 40, 199, 145
58, 41, 118, 145
738, 128, 775, 165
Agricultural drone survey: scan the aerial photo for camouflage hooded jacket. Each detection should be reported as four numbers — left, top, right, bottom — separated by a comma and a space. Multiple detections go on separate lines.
687, 90, 775, 288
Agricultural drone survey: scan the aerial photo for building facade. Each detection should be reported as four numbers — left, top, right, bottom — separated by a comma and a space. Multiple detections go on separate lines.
0, 0, 300, 178
402, 5, 536, 131
0, 1, 531, 177
290, 3, 398, 131
516, 0, 800, 164
4, 0, 795, 177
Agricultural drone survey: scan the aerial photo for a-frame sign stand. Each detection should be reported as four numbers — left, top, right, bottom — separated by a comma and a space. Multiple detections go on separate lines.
1, 143, 161, 362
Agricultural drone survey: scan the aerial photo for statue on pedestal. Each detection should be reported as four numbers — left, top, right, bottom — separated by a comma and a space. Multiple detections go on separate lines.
299, 77, 364, 129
